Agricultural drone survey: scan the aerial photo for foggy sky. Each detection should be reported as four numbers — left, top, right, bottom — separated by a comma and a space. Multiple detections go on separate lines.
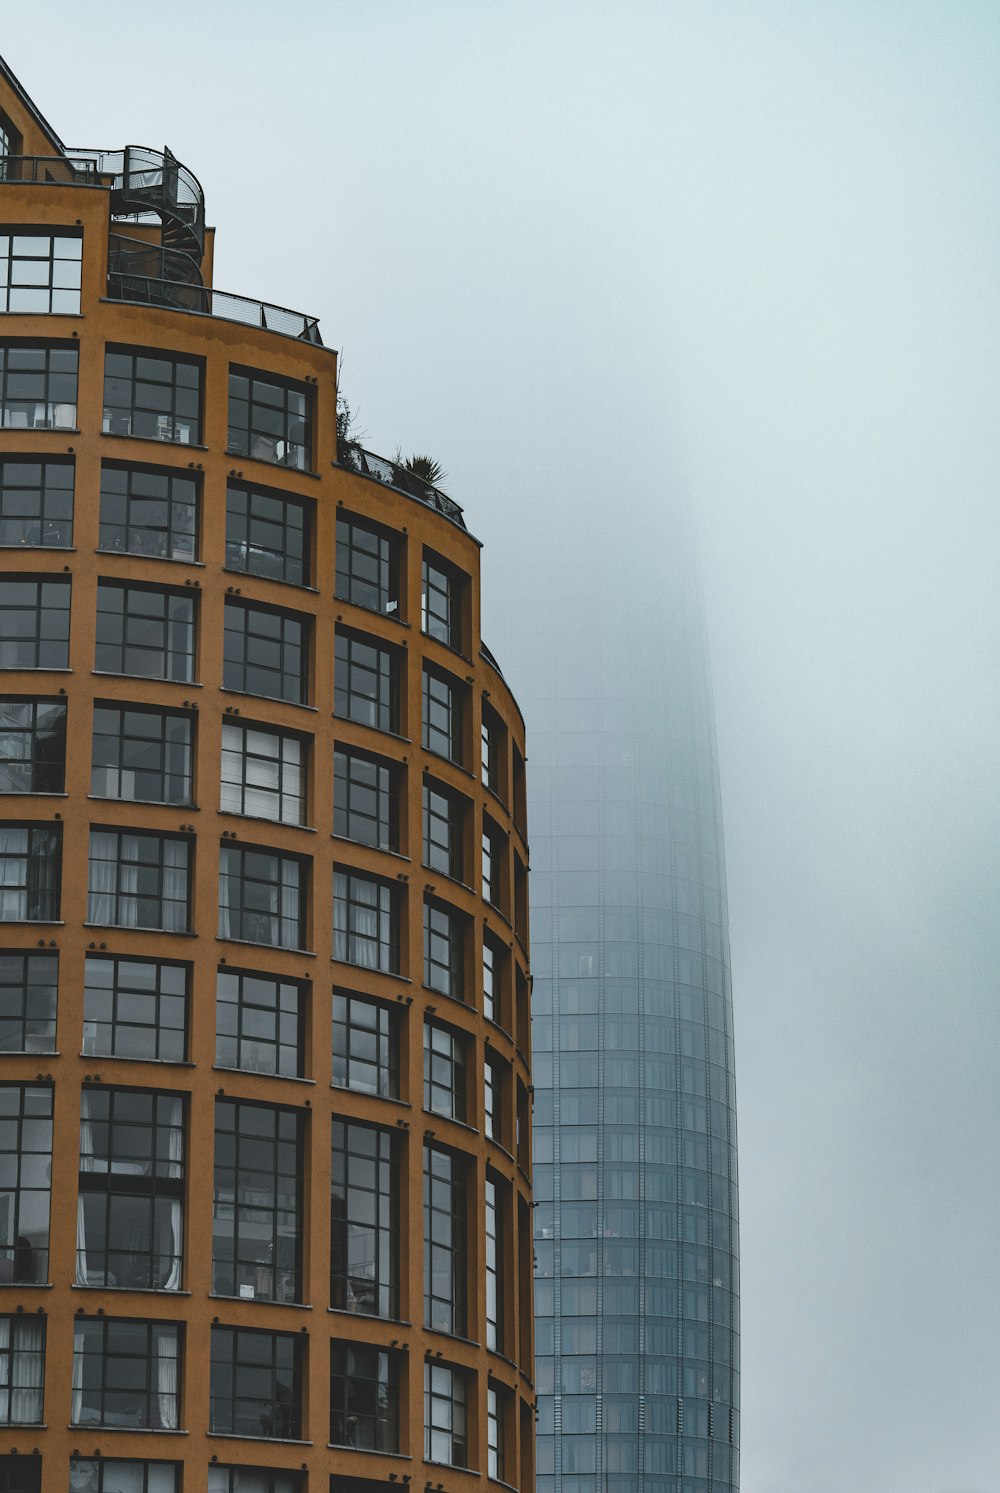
4, 5, 998, 1490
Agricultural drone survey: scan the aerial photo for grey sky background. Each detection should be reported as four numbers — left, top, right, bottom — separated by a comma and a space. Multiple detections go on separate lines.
5, 4, 998, 1489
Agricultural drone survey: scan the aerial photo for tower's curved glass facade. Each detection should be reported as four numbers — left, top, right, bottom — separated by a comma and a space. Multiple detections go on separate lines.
493, 512, 739, 1493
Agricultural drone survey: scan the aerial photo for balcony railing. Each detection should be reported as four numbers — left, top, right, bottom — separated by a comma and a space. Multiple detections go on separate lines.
480, 642, 506, 680
106, 272, 323, 344
0, 154, 101, 185
338, 443, 467, 529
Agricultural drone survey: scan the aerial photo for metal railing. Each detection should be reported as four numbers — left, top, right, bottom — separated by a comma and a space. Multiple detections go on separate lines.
106, 272, 324, 344
68, 144, 205, 259
338, 443, 467, 528
480, 642, 506, 680
0, 154, 102, 185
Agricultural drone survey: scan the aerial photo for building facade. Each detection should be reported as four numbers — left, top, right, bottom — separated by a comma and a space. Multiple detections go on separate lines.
491, 517, 740, 1492
0, 59, 534, 1493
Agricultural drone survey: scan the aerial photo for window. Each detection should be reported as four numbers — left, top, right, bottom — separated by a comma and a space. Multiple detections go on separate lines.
483, 934, 504, 1026
87, 829, 190, 932
103, 347, 201, 443
332, 992, 398, 1097
71, 1319, 180, 1429
220, 720, 305, 825
209, 1468, 301, 1493
95, 581, 195, 682
0, 698, 66, 791
0, 457, 73, 546
98, 463, 197, 561
0, 1459, 39, 1493
212, 1099, 304, 1303
91, 703, 193, 804
228, 368, 310, 471
77, 1088, 185, 1290
336, 514, 400, 615
334, 629, 399, 733
0, 1084, 51, 1283
422, 553, 463, 651
484, 1052, 503, 1143
0, 824, 61, 920
224, 599, 307, 704
0, 230, 81, 314
226, 481, 310, 585
424, 1361, 468, 1467
424, 1021, 467, 1121
0, 951, 56, 1053
482, 814, 506, 908
83, 955, 188, 1063
0, 343, 77, 428
330, 1340, 399, 1452
0, 117, 22, 182
333, 870, 399, 972
488, 1383, 507, 1481
481, 703, 504, 794
424, 1144, 467, 1335
0, 576, 70, 668
209, 1326, 302, 1438
424, 899, 465, 999
423, 665, 463, 763
216, 968, 305, 1078
423, 781, 464, 880
334, 747, 399, 851
331, 1120, 399, 1317
485, 1174, 505, 1352
70, 1461, 180, 1493
0, 1316, 45, 1423
218, 844, 306, 950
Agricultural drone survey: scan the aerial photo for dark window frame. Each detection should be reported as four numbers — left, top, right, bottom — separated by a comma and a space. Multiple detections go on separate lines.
0, 822, 61, 921
424, 1020, 467, 1121
0, 342, 78, 430
83, 954, 188, 1064
0, 1082, 52, 1283
212, 1098, 305, 1304
103, 346, 202, 445
86, 827, 190, 933
424, 898, 466, 1001
336, 512, 400, 617
226, 480, 311, 587
0, 949, 57, 1054
95, 580, 196, 683
227, 367, 311, 473
98, 461, 198, 562
220, 718, 307, 825
421, 552, 464, 653
422, 665, 464, 764
0, 696, 66, 792
218, 842, 308, 951
331, 1118, 399, 1318
424, 1359, 469, 1468
90, 702, 193, 805
333, 869, 399, 973
224, 597, 308, 705
0, 575, 70, 669
0, 456, 73, 547
70, 1317, 180, 1430
215, 967, 306, 1079
209, 1324, 303, 1438
423, 780, 465, 881
332, 991, 399, 1098
330, 1340, 399, 1453
334, 745, 400, 852
334, 628, 400, 734
0, 1313, 45, 1424
0, 228, 82, 315
69, 1460, 180, 1493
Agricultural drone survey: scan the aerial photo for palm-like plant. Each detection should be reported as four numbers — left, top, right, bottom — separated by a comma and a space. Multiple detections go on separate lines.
394, 451, 447, 489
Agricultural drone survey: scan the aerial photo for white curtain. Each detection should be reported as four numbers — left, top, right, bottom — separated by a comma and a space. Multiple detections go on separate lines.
218, 846, 235, 939
76, 1090, 95, 1284
162, 839, 187, 931
163, 1096, 184, 1291
87, 832, 118, 924
10, 1316, 44, 1422
71, 1324, 85, 1423
280, 862, 300, 948
156, 1329, 178, 1429
117, 836, 141, 928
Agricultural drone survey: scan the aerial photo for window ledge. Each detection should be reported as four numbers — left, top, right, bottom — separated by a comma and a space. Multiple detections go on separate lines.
87, 796, 197, 809
220, 687, 317, 713
96, 548, 206, 569
426, 1459, 478, 1476
486, 1138, 516, 1166
330, 1083, 411, 1109
206, 1432, 312, 1445
331, 834, 409, 864
0, 1281, 52, 1289
327, 1444, 410, 1460
218, 809, 315, 834
424, 1112, 481, 1140
0, 544, 76, 554
91, 671, 202, 688
327, 1307, 412, 1327
335, 595, 410, 630
423, 745, 473, 777
213, 1064, 315, 1086
332, 956, 408, 980
209, 1292, 311, 1310
331, 713, 411, 745
80, 1053, 195, 1068
422, 865, 476, 897
84, 924, 196, 937
0, 919, 64, 926
69, 1425, 188, 1435
223, 566, 318, 595
422, 984, 472, 1013
0, 790, 68, 798
101, 431, 209, 452
71, 1283, 192, 1296
216, 937, 315, 957
0, 1049, 59, 1058
225, 448, 321, 482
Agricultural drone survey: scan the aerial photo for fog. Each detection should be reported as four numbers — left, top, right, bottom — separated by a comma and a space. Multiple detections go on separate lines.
4, 4, 998, 1488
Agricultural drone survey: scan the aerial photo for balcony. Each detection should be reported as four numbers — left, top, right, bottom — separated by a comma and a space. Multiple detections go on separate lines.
105, 271, 323, 344
338, 443, 467, 529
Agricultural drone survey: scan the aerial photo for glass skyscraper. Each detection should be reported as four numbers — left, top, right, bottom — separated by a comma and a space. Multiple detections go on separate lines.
492, 502, 739, 1493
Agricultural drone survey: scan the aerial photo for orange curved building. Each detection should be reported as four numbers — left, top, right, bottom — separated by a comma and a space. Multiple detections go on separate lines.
0, 58, 533, 1493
